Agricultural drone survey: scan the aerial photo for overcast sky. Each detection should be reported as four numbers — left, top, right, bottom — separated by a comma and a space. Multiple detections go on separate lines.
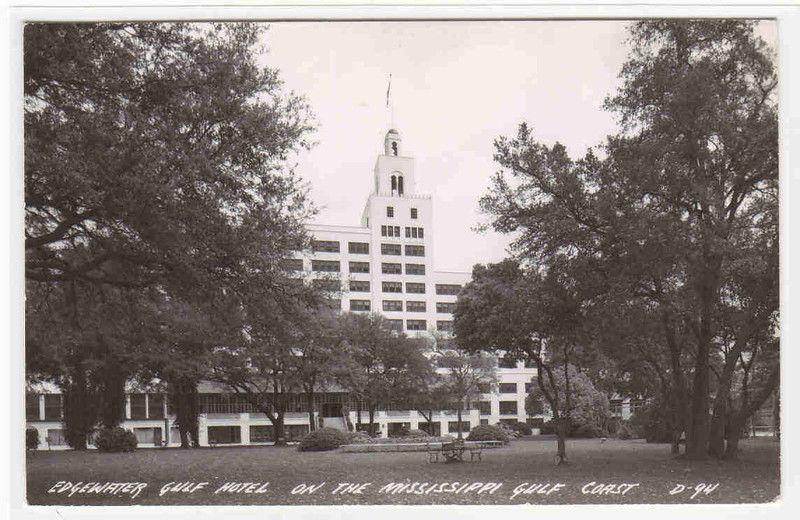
261, 20, 776, 273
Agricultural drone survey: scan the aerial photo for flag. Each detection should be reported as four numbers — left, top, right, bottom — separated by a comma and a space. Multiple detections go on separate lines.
386, 74, 392, 108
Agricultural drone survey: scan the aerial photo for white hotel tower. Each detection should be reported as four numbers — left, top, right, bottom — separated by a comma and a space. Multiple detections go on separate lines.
292, 128, 543, 435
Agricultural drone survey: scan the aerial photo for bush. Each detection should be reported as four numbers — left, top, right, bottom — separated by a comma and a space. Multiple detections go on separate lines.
494, 422, 519, 438
509, 421, 533, 436
93, 427, 137, 452
297, 427, 351, 452
540, 419, 558, 435
26, 428, 39, 450
616, 421, 638, 440
466, 424, 510, 444
571, 423, 606, 438
630, 401, 673, 443
347, 431, 372, 444
405, 428, 430, 438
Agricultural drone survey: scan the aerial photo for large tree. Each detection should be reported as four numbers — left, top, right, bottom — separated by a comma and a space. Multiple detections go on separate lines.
24, 22, 317, 443
479, 20, 778, 460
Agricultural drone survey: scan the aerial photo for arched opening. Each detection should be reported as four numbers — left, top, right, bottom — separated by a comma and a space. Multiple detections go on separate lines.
392, 141, 398, 156
398, 176, 404, 195
391, 175, 397, 194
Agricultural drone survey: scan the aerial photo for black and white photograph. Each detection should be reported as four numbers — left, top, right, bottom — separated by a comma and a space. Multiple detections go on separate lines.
8, 2, 795, 514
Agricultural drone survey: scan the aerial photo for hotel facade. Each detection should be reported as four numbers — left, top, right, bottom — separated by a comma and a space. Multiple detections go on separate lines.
25, 128, 638, 449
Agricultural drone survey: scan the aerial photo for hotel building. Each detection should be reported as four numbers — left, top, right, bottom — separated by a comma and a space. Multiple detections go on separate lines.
25, 128, 582, 449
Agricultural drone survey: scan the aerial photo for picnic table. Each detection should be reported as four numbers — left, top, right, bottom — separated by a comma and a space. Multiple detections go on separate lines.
426, 439, 491, 463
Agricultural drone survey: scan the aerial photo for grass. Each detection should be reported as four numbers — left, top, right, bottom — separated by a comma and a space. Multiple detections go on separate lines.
26, 436, 779, 506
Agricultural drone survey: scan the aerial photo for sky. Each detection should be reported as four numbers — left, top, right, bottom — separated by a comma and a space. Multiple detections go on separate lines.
260, 20, 776, 273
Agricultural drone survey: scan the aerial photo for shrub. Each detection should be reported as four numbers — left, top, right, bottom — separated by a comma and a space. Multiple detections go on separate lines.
616, 421, 638, 440
540, 419, 558, 435
630, 401, 673, 443
571, 423, 606, 438
509, 421, 533, 436
297, 427, 351, 452
466, 424, 510, 444
26, 428, 39, 450
495, 422, 519, 438
347, 431, 372, 443
93, 427, 137, 452
405, 428, 430, 438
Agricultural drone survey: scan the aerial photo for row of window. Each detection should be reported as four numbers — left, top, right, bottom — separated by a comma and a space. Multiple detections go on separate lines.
386, 206, 419, 219
476, 401, 520, 416
381, 225, 425, 239
25, 393, 166, 421
308, 260, 428, 275
380, 243, 425, 257
309, 241, 372, 255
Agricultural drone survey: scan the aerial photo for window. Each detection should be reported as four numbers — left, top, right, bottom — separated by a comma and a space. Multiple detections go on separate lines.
398, 176, 404, 195
411, 208, 418, 219
499, 383, 518, 394
350, 300, 371, 312
524, 382, 535, 394
349, 280, 370, 292
480, 418, 489, 426
391, 175, 397, 194
312, 260, 340, 273
281, 258, 303, 271
26, 393, 39, 421
395, 226, 400, 237
43, 394, 62, 420
499, 401, 518, 415
478, 401, 492, 415
499, 357, 517, 369
435, 284, 461, 295
349, 261, 369, 274
436, 302, 456, 313
381, 243, 401, 255
405, 245, 425, 257
406, 319, 427, 331
406, 282, 425, 294
405, 263, 425, 275
250, 425, 273, 443
391, 141, 398, 156
382, 281, 402, 293
148, 394, 165, 419
348, 242, 369, 254
130, 394, 147, 419
311, 240, 340, 253
447, 421, 471, 433
381, 225, 387, 237
207, 426, 241, 445
437, 320, 453, 332
134, 427, 162, 445
383, 300, 403, 312
406, 301, 426, 312
312, 278, 340, 291
382, 262, 402, 274
418, 228, 423, 238
46, 429, 66, 446
387, 206, 394, 218
387, 319, 403, 332
405, 227, 411, 238
478, 383, 492, 394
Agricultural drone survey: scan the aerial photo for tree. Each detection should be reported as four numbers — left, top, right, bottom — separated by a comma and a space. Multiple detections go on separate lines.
433, 343, 496, 440
335, 313, 433, 436
478, 21, 777, 460
454, 260, 597, 463
529, 365, 611, 435
24, 22, 317, 445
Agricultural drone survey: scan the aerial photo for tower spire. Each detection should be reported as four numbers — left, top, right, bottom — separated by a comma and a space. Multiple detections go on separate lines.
385, 73, 395, 129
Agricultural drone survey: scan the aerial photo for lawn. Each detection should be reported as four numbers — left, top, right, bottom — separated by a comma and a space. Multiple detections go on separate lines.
26, 436, 780, 506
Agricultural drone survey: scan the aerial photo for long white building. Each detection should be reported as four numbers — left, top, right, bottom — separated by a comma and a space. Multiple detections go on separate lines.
26, 127, 552, 449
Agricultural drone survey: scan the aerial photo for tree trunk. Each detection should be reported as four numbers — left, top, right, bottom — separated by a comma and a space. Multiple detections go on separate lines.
368, 407, 376, 437
456, 405, 463, 440
273, 413, 287, 446
724, 418, 744, 459
305, 388, 316, 432
556, 416, 568, 464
